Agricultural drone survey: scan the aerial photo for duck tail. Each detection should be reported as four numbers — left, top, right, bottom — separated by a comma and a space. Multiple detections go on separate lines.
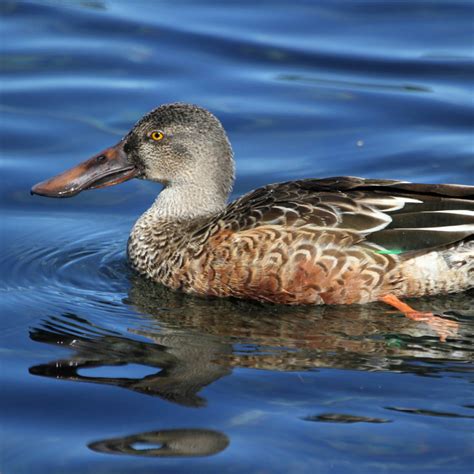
399, 238, 474, 297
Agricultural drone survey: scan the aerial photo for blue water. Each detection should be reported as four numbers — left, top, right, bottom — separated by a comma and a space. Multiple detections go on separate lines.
1, 1, 474, 473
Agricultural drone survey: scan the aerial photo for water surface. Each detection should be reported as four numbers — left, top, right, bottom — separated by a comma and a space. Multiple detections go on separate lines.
1, 1, 473, 473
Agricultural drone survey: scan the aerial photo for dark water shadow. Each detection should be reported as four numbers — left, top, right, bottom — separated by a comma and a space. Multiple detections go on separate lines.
384, 406, 474, 419
302, 413, 391, 424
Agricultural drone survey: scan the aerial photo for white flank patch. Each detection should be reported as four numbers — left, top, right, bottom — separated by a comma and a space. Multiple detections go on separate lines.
414, 252, 442, 275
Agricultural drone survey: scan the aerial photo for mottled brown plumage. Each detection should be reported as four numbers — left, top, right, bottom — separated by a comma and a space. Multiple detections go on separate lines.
128, 176, 474, 304
32, 103, 474, 308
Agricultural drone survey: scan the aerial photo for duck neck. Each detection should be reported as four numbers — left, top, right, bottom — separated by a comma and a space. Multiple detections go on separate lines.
149, 182, 228, 221
128, 182, 228, 279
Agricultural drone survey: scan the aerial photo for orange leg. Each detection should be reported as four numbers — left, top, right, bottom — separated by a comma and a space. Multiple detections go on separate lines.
380, 294, 459, 342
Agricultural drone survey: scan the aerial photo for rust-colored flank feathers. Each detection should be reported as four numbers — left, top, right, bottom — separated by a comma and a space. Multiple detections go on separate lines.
32, 104, 473, 340
128, 177, 474, 309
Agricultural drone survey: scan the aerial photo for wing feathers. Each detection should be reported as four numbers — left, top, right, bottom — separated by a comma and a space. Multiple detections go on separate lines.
213, 176, 474, 255
389, 211, 474, 229
370, 228, 473, 252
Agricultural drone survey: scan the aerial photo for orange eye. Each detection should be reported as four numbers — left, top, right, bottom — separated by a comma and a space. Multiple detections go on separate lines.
150, 131, 164, 141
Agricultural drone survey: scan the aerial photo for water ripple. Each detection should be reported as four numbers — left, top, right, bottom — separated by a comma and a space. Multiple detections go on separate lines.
1, 212, 134, 330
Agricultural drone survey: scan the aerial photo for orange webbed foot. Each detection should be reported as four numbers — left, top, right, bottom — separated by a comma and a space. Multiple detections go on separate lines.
380, 294, 459, 342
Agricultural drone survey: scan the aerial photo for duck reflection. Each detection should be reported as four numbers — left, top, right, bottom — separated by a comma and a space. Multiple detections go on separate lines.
29, 311, 231, 407
88, 428, 229, 457
29, 274, 473, 407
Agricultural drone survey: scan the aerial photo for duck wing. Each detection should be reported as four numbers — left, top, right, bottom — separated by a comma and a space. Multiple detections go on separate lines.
213, 176, 474, 254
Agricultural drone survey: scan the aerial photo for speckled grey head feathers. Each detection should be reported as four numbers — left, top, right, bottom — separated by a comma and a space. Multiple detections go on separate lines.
124, 103, 235, 219
129, 103, 227, 132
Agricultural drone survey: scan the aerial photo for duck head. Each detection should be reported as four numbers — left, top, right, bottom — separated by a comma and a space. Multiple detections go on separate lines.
31, 103, 235, 202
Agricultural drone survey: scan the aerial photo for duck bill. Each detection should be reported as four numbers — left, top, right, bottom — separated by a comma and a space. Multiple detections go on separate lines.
31, 142, 138, 198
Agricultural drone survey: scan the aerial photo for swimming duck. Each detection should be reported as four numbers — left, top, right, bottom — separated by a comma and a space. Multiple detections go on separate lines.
32, 103, 473, 339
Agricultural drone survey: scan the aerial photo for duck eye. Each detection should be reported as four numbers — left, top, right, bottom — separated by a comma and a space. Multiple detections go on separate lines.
150, 131, 164, 142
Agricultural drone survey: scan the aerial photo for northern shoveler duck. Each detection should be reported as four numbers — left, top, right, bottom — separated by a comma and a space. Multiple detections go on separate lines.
32, 103, 473, 340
